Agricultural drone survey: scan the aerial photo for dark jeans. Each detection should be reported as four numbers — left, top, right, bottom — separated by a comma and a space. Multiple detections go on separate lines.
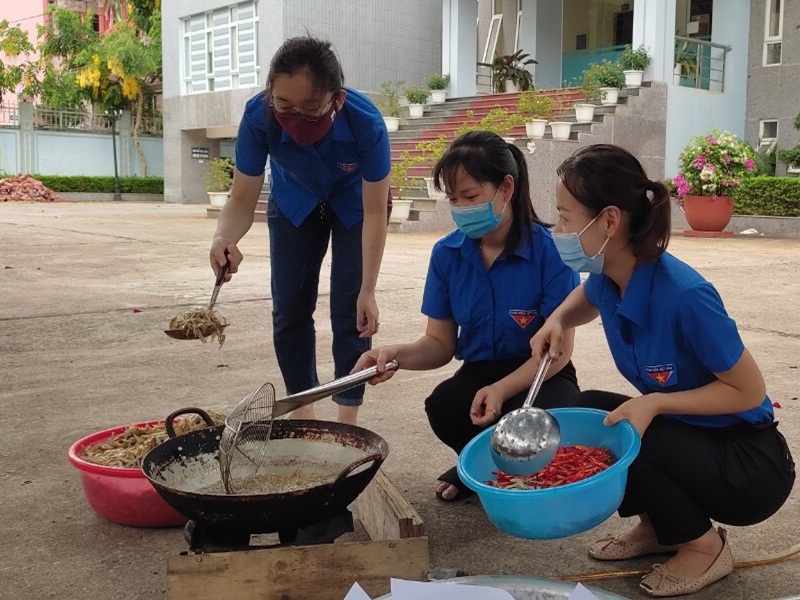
267, 199, 369, 406
425, 358, 580, 457
567, 390, 796, 545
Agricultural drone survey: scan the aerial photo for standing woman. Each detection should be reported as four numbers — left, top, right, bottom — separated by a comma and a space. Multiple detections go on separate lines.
210, 36, 391, 425
354, 131, 581, 501
531, 144, 795, 597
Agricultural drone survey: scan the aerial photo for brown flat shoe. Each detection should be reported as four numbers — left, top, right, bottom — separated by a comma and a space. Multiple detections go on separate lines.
639, 528, 733, 597
589, 534, 677, 561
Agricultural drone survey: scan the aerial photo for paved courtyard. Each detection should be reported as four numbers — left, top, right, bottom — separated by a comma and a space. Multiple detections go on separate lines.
1, 201, 798, 599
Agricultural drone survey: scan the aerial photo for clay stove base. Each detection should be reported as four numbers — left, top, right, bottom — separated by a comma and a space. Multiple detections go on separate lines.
167, 470, 430, 600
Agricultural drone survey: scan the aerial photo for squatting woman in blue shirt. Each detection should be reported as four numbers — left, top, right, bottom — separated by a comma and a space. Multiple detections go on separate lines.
531, 144, 795, 598
354, 131, 581, 502
210, 37, 391, 425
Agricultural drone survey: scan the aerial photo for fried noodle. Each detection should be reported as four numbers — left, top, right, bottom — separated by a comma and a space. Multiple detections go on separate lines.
80, 411, 227, 469
168, 308, 228, 346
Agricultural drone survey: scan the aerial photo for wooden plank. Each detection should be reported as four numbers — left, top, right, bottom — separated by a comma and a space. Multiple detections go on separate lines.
354, 470, 425, 541
168, 537, 429, 600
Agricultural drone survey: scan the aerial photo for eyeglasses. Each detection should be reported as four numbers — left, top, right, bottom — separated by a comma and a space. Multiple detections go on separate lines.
269, 95, 335, 121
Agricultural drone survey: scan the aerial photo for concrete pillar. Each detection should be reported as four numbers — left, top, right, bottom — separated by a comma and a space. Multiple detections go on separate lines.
633, 0, 677, 84
164, 129, 220, 205
18, 102, 35, 174
532, 1, 563, 89
118, 110, 134, 177
442, 0, 478, 98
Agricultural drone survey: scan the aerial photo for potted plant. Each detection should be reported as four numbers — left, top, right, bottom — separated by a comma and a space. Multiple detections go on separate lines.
517, 89, 553, 139
582, 60, 625, 105
572, 79, 601, 124
672, 130, 757, 235
618, 44, 651, 88
491, 50, 537, 93
426, 73, 450, 104
405, 86, 430, 118
204, 157, 234, 208
477, 107, 527, 142
377, 80, 404, 132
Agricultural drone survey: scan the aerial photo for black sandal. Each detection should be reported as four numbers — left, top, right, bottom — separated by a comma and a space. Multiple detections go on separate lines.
435, 465, 475, 502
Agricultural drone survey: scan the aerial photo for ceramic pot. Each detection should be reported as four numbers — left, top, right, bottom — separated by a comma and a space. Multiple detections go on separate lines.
623, 70, 644, 88
600, 87, 619, 105
549, 122, 572, 141
408, 104, 424, 118
683, 194, 734, 232
573, 103, 595, 124
383, 116, 399, 132
525, 119, 547, 139
430, 90, 447, 104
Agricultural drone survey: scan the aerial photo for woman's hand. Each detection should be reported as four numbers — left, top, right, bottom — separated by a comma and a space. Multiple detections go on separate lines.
470, 385, 504, 427
351, 346, 398, 384
530, 316, 566, 362
210, 237, 243, 282
356, 290, 379, 338
604, 394, 661, 437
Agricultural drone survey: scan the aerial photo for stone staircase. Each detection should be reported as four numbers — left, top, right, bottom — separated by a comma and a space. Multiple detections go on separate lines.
389, 86, 646, 233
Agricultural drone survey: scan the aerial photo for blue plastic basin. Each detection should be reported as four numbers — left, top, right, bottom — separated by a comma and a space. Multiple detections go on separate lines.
457, 408, 641, 540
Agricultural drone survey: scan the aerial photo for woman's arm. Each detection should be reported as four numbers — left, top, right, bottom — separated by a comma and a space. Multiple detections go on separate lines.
210, 168, 264, 278
606, 349, 767, 434
356, 175, 391, 337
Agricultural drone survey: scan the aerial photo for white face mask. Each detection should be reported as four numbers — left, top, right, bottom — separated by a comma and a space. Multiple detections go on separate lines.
551, 211, 609, 274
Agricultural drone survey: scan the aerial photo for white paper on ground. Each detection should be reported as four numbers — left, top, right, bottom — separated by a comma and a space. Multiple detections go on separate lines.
343, 582, 372, 600
389, 578, 515, 600
567, 583, 601, 600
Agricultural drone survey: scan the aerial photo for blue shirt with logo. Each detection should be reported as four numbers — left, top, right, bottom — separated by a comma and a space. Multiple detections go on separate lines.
234, 87, 391, 228
422, 225, 580, 362
583, 252, 774, 427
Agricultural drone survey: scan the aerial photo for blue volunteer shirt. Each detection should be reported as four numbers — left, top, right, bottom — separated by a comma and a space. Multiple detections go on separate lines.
583, 252, 774, 428
422, 225, 580, 362
234, 87, 391, 228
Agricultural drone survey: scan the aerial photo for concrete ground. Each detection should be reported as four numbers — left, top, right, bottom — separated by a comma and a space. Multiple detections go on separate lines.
1, 202, 799, 600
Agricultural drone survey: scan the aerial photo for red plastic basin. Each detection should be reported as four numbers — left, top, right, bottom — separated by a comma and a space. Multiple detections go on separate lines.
67, 421, 188, 528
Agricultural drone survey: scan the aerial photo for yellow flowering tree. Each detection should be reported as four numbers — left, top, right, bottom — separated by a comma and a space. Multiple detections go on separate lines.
0, 20, 39, 103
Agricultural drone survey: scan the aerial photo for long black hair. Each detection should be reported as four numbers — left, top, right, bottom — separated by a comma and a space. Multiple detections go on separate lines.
557, 144, 671, 263
432, 130, 545, 254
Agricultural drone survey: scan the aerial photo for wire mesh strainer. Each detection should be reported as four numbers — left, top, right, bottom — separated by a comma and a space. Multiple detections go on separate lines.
218, 382, 276, 493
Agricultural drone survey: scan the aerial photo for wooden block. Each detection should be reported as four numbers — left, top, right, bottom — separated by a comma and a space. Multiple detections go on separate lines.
354, 470, 425, 541
168, 537, 430, 600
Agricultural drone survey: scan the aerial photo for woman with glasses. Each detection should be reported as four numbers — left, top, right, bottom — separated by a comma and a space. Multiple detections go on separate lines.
210, 36, 391, 425
353, 131, 581, 501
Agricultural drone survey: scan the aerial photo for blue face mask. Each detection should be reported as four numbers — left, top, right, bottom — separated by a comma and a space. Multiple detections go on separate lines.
450, 189, 507, 239
552, 211, 610, 274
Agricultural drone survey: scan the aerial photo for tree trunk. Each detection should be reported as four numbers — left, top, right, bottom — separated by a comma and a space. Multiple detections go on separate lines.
133, 88, 148, 177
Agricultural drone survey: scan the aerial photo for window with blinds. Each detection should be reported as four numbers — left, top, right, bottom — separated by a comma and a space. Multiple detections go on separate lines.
182, 1, 260, 95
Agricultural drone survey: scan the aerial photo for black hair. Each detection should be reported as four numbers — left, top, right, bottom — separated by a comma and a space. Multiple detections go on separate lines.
557, 144, 671, 263
432, 130, 546, 254
266, 36, 344, 95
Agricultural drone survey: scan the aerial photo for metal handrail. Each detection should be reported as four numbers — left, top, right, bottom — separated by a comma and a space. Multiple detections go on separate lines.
674, 35, 731, 92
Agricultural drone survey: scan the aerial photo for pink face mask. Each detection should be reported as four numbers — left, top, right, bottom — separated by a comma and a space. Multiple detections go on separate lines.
273, 102, 338, 146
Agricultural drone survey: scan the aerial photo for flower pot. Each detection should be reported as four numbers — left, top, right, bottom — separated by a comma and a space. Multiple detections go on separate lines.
623, 70, 644, 88
389, 199, 413, 223
423, 177, 446, 199
599, 87, 619, 105
525, 119, 547, 139
408, 104, 424, 118
208, 191, 230, 208
430, 90, 447, 104
683, 194, 734, 233
504, 79, 520, 93
573, 103, 595, 124
383, 116, 400, 132
549, 122, 572, 141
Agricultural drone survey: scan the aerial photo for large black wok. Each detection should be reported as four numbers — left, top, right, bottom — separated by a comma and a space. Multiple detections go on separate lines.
142, 408, 388, 537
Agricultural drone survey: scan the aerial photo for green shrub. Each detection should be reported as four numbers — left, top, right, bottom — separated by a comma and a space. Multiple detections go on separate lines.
618, 44, 651, 71
731, 176, 800, 217
32, 175, 164, 194
426, 73, 450, 91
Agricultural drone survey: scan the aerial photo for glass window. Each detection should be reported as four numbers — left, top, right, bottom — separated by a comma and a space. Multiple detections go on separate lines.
763, 0, 783, 66
767, 0, 781, 37
760, 120, 778, 140
483, 14, 503, 63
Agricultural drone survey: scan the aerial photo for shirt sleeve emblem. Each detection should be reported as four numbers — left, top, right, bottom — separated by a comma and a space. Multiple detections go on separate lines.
645, 364, 675, 386
509, 309, 538, 329
337, 162, 360, 173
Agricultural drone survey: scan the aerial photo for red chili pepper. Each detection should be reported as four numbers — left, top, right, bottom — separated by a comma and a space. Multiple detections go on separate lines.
487, 445, 615, 489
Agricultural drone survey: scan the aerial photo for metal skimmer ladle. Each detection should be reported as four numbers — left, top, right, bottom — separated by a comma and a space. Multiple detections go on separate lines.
490, 355, 561, 476
219, 360, 399, 494
164, 257, 230, 340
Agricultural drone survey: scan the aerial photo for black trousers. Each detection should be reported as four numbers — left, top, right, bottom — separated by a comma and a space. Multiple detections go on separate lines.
425, 358, 580, 457
567, 390, 796, 545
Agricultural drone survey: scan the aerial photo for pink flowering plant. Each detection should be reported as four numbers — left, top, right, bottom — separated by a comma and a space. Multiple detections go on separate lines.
672, 129, 757, 205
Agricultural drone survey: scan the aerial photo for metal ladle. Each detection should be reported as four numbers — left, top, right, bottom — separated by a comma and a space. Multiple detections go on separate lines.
164, 257, 230, 340
490, 355, 561, 476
